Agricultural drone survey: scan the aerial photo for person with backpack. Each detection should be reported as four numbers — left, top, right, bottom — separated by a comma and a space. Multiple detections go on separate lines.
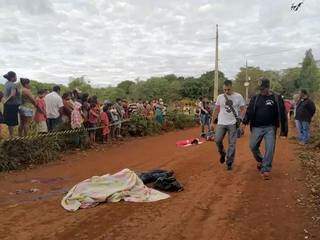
211, 80, 246, 170
242, 78, 288, 180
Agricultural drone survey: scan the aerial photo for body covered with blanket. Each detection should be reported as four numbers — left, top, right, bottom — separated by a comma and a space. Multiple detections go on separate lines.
61, 169, 170, 211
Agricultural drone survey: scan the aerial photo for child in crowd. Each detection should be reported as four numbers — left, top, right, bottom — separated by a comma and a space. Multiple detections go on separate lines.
34, 89, 47, 133
110, 106, 120, 140
155, 105, 164, 125
71, 101, 83, 147
100, 105, 110, 144
88, 102, 100, 144
0, 91, 4, 138
71, 101, 83, 129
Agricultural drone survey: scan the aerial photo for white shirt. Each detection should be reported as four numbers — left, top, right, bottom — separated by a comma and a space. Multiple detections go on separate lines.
45, 91, 63, 119
216, 92, 245, 125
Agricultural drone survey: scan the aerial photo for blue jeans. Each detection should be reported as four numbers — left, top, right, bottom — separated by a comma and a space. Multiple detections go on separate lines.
200, 113, 211, 134
215, 124, 238, 165
47, 117, 62, 132
249, 126, 276, 173
296, 121, 310, 144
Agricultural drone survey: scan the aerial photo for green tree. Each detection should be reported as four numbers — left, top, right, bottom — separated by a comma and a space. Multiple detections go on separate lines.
180, 71, 227, 100
117, 80, 135, 95
264, 70, 282, 93
30, 80, 67, 95
234, 66, 265, 97
68, 76, 93, 94
280, 67, 301, 97
298, 49, 320, 92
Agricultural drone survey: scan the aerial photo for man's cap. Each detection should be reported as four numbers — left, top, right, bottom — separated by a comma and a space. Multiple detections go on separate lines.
258, 77, 270, 89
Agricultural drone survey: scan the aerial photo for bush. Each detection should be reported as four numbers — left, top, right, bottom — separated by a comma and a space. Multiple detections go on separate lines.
0, 129, 89, 172
0, 111, 196, 172
125, 114, 162, 136
166, 110, 196, 129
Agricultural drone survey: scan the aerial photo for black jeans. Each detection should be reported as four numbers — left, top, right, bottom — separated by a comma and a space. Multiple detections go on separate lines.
47, 117, 62, 132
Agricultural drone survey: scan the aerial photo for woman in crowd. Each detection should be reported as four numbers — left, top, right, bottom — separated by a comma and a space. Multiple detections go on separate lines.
19, 78, 37, 136
88, 99, 100, 144
3, 71, 20, 138
34, 89, 47, 134
100, 105, 110, 144
155, 104, 164, 125
81, 93, 90, 128
61, 92, 73, 125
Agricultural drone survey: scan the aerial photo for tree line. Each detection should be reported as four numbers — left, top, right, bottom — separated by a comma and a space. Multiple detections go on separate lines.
1, 48, 319, 102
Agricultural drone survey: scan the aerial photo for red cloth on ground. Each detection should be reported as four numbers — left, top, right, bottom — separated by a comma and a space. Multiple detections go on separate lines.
176, 138, 203, 147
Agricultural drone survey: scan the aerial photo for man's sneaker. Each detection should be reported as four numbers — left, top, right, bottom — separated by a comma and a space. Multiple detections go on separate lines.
220, 152, 226, 164
227, 164, 233, 171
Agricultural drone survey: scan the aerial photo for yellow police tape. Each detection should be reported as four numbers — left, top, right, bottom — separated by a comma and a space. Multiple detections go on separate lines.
1, 119, 130, 143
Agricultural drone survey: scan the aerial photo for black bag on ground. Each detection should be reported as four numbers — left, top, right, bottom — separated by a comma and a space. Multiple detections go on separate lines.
138, 170, 174, 184
153, 176, 184, 192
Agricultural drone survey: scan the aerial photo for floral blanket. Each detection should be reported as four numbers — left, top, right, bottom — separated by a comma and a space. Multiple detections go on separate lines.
61, 168, 170, 211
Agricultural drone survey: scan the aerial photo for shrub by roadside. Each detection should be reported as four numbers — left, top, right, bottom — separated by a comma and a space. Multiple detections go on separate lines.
0, 111, 197, 172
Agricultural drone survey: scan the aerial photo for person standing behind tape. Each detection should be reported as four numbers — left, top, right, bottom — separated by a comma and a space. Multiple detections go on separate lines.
212, 80, 246, 171
3, 71, 21, 138
242, 78, 288, 180
45, 85, 63, 131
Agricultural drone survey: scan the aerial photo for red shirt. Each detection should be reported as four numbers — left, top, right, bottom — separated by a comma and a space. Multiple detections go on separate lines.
89, 106, 100, 124
34, 98, 47, 122
284, 100, 292, 112
100, 111, 110, 135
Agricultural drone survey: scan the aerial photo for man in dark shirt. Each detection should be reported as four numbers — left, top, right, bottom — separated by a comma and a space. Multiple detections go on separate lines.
295, 89, 316, 145
242, 78, 288, 180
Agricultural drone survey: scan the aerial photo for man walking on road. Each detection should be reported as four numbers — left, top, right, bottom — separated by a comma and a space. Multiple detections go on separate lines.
242, 78, 288, 180
295, 89, 316, 145
212, 80, 246, 170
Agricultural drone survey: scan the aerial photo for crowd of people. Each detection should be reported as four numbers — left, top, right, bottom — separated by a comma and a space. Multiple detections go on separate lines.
0, 71, 168, 144
0, 71, 318, 177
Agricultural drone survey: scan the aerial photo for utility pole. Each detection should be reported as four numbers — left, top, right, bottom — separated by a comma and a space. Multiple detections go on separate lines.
214, 24, 219, 101
244, 59, 250, 102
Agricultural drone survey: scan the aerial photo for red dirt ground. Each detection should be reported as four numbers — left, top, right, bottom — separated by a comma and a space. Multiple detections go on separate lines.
0, 127, 317, 240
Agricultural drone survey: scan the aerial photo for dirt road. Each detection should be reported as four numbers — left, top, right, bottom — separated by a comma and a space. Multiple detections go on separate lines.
0, 127, 316, 240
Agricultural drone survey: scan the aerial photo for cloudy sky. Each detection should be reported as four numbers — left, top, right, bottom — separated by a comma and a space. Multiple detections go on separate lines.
0, 0, 319, 86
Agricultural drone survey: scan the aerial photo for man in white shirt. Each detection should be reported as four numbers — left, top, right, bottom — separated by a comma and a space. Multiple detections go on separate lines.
45, 85, 64, 131
212, 80, 246, 170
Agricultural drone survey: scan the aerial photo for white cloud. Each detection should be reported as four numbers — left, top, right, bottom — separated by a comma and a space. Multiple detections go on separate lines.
0, 0, 319, 85
198, 3, 213, 12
